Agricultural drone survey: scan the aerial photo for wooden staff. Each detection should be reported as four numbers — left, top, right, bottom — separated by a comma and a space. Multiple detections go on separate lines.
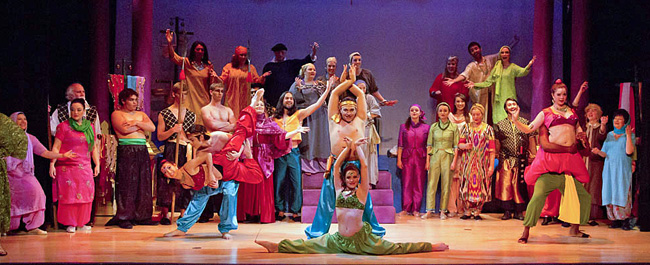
170, 47, 188, 223
47, 96, 59, 230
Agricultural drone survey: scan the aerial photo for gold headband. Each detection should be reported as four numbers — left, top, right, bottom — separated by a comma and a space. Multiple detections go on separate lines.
340, 100, 357, 108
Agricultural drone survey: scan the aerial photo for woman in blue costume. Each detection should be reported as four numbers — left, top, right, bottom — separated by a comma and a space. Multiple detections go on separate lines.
256, 137, 447, 254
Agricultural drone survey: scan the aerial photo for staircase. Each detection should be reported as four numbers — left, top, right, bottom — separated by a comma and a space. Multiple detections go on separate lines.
301, 169, 396, 224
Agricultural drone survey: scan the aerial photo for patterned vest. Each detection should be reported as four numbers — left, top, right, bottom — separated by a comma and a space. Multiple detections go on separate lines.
57, 102, 98, 123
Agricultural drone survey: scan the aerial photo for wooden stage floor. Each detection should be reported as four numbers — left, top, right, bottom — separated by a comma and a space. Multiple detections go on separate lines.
2, 214, 650, 264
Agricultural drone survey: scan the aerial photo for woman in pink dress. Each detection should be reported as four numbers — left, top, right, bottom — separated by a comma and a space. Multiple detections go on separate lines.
236, 98, 307, 223
220, 46, 271, 118
6, 112, 75, 235
49, 99, 100, 233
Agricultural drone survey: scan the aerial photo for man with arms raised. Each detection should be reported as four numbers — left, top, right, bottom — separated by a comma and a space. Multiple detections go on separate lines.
304, 65, 385, 239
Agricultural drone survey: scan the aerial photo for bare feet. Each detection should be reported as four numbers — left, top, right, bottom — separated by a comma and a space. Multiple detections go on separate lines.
430, 242, 449, 251
221, 232, 232, 240
569, 224, 590, 238
0, 243, 6, 256
26, 228, 48, 235
255, 240, 279, 253
518, 227, 530, 244
397, 211, 408, 216
163, 229, 186, 237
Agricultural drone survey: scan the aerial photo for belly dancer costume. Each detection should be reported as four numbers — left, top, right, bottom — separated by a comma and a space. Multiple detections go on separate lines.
279, 191, 432, 255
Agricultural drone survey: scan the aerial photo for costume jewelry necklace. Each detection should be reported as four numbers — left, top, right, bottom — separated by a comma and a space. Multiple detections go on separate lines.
554, 104, 569, 112
438, 120, 450, 131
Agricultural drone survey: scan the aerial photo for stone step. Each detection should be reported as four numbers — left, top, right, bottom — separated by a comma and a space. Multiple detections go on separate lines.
302, 189, 394, 206
301, 205, 396, 224
302, 171, 392, 189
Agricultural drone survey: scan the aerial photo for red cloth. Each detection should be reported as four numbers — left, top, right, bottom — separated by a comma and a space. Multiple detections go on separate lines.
212, 106, 263, 184
429, 73, 469, 108
523, 149, 589, 185
237, 175, 275, 223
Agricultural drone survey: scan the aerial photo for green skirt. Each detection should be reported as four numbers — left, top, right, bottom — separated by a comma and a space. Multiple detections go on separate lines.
279, 222, 432, 255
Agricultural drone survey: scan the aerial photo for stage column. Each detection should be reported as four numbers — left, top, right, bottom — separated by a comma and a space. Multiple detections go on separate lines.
132, 0, 153, 115
90, 1, 110, 124
532, 0, 554, 115
571, 0, 590, 115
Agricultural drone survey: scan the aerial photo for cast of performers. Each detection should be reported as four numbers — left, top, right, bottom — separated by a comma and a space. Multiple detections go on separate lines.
272, 79, 330, 222
163, 89, 266, 239
513, 80, 592, 243
289, 63, 332, 174
429, 56, 469, 108
7, 112, 75, 235
219, 46, 270, 118
255, 137, 448, 254
304, 65, 385, 239
582, 103, 607, 225
262, 42, 318, 107
397, 104, 430, 217
458, 104, 495, 220
467, 46, 535, 123
422, 103, 458, 219
592, 109, 636, 230
493, 98, 537, 220
237, 98, 307, 223
448, 93, 470, 217
108, 89, 157, 229
0, 113, 28, 256
156, 82, 196, 225
49, 98, 100, 233
165, 29, 219, 125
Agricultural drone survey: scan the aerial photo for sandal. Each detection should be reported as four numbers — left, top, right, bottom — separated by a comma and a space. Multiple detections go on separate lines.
0, 245, 6, 256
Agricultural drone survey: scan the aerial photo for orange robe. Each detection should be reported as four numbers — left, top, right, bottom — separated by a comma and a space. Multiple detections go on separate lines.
220, 63, 264, 118
169, 52, 218, 125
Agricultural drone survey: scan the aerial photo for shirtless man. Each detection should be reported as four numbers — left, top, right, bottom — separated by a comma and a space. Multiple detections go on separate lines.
108, 89, 157, 229
164, 90, 266, 239
202, 83, 236, 133
304, 65, 386, 239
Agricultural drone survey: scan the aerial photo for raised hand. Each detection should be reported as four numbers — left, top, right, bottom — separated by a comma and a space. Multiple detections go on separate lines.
600, 115, 608, 125
343, 136, 353, 147
311, 42, 319, 55
529, 56, 537, 66
348, 64, 356, 82
294, 77, 303, 90
297, 126, 310, 134
465, 81, 475, 89
580, 81, 589, 93
626, 125, 633, 136
340, 64, 349, 81
165, 29, 173, 44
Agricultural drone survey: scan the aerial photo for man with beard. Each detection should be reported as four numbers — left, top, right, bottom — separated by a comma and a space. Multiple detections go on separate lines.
50, 83, 101, 137
304, 65, 386, 239
444, 38, 518, 123
107, 89, 157, 229
272, 81, 330, 222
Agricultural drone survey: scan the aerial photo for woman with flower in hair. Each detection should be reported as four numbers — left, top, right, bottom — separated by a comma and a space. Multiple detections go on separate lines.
458, 103, 495, 220
467, 46, 535, 123
397, 104, 429, 217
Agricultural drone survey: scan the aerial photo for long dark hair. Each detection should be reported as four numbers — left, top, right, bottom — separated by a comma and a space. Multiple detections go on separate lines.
273, 91, 296, 119
188, 41, 210, 65
453, 93, 470, 122
404, 105, 426, 130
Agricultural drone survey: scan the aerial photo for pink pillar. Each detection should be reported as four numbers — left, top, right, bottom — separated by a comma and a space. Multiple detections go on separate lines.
132, 0, 153, 115
571, 0, 589, 117
531, 0, 554, 116
90, 1, 110, 125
